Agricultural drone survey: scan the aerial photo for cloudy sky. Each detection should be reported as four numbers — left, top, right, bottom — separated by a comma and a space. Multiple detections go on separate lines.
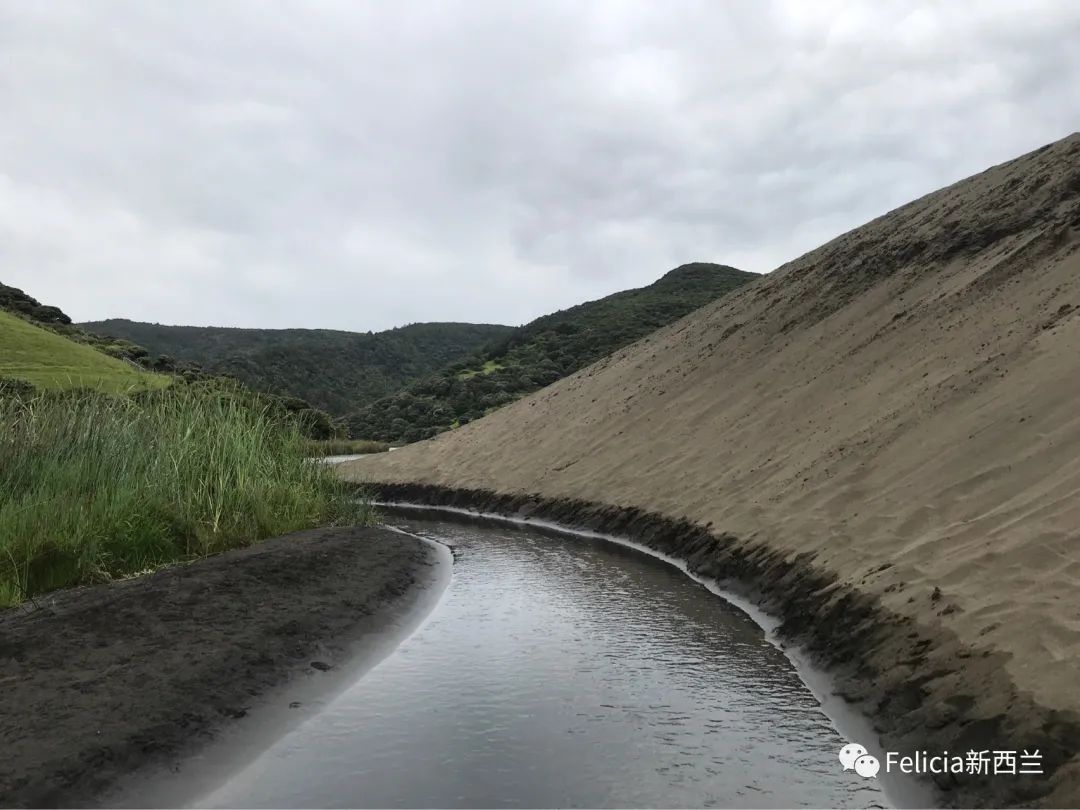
2, 1, 1078, 331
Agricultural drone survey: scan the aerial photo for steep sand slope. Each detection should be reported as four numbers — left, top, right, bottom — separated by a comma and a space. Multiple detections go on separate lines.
346, 133, 1080, 805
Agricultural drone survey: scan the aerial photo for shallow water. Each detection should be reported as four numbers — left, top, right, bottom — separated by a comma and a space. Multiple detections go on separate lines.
315, 448, 399, 464
199, 516, 890, 809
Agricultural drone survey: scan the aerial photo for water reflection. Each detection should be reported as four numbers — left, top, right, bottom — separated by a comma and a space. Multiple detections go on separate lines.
201, 518, 887, 808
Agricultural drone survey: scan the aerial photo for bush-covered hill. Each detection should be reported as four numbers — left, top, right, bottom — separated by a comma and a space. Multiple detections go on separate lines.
0, 283, 73, 327
78, 320, 515, 417
347, 263, 755, 443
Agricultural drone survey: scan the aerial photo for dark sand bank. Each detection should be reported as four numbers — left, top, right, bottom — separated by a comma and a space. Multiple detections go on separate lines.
367, 483, 1080, 809
0, 526, 443, 808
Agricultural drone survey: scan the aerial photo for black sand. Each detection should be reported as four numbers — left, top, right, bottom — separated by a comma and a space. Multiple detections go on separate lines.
0, 526, 441, 808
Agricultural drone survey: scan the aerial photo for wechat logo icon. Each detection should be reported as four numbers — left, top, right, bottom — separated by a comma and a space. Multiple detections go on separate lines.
839, 743, 880, 778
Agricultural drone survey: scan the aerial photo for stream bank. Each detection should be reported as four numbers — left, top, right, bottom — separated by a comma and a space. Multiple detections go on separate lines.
364, 482, 1080, 809
0, 526, 444, 808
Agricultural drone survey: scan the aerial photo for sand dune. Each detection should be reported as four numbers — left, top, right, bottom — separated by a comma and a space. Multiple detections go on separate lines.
345, 133, 1080, 806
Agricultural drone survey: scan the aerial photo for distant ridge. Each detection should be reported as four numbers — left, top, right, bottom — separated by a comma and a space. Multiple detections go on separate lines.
347, 262, 756, 442
79, 320, 514, 417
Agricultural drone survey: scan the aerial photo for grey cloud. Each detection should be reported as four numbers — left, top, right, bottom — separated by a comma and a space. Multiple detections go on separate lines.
1, 0, 1078, 330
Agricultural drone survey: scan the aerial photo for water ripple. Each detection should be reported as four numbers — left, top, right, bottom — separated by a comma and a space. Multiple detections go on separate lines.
203, 518, 887, 809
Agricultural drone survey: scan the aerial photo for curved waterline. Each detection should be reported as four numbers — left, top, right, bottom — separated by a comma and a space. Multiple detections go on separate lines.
107, 534, 454, 809
377, 502, 935, 809
196, 508, 930, 808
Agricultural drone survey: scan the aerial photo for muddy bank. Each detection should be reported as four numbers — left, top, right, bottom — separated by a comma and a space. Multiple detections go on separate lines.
367, 482, 1080, 809
0, 526, 442, 808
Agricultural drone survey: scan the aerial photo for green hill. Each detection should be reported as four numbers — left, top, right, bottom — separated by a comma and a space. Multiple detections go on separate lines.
347, 262, 755, 443
0, 309, 166, 393
2, 281, 180, 372
78, 320, 515, 417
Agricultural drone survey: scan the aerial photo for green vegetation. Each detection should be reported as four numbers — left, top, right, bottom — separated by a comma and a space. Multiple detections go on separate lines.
304, 438, 390, 456
347, 263, 755, 443
0, 283, 72, 327
0, 310, 167, 393
0, 281, 367, 607
0, 384, 372, 606
458, 359, 504, 379
3, 280, 345, 445
1, 282, 183, 373
79, 319, 516, 417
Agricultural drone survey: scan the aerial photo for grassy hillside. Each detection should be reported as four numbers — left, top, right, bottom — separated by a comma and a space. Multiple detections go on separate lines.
2, 281, 194, 376
349, 134, 1080, 807
79, 319, 514, 417
0, 310, 166, 392
347, 263, 755, 442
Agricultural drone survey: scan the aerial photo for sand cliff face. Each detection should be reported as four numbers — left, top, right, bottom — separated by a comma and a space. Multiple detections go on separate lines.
345, 133, 1080, 805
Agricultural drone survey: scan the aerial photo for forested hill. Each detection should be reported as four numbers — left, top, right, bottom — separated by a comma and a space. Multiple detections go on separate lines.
79, 320, 514, 417
348, 262, 755, 443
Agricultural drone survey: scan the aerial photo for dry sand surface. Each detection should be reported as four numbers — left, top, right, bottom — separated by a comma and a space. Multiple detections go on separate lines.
345, 133, 1080, 806
0, 526, 442, 807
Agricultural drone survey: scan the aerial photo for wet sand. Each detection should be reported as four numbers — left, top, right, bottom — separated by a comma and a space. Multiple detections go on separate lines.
0, 526, 443, 808
196, 512, 915, 809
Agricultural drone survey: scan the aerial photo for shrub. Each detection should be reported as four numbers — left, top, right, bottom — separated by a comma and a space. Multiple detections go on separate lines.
0, 377, 37, 400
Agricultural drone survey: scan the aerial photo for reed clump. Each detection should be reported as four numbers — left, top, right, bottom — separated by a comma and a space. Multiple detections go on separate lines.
0, 384, 372, 606
304, 438, 390, 456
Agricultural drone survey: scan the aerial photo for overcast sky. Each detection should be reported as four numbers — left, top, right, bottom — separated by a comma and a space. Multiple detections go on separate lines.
2, 1, 1078, 331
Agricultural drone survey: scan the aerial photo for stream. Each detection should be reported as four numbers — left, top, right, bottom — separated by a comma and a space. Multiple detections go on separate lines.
187, 513, 908, 808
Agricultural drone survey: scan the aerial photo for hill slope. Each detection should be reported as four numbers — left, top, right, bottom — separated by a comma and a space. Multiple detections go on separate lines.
78, 320, 514, 417
0, 310, 165, 392
0, 283, 73, 327
347, 263, 755, 442
349, 134, 1080, 806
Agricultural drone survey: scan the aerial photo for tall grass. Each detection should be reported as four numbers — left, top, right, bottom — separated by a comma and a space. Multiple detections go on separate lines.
304, 438, 390, 457
0, 385, 372, 606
